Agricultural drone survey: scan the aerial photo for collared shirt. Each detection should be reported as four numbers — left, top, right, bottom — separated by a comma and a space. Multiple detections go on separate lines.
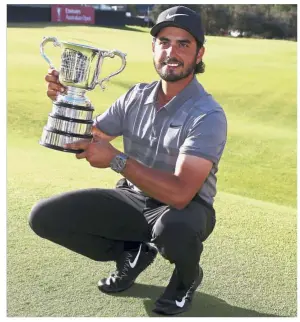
94, 77, 227, 205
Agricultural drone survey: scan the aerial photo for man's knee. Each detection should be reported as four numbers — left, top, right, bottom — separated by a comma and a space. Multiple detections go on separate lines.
152, 212, 201, 263
28, 198, 56, 238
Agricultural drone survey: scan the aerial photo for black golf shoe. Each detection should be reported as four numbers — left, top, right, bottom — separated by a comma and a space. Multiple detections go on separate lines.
153, 265, 203, 315
98, 243, 157, 293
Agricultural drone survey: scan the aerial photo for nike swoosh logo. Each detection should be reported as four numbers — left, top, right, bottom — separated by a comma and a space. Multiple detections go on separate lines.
175, 296, 187, 308
166, 13, 189, 19
129, 244, 142, 268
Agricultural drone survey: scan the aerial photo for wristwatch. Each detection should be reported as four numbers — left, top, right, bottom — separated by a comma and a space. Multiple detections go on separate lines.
110, 152, 129, 173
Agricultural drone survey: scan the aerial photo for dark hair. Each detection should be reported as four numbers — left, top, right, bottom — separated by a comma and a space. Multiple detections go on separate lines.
194, 41, 205, 74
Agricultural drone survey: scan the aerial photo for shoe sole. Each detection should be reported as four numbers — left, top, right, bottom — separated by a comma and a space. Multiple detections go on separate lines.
98, 279, 136, 294
152, 303, 191, 316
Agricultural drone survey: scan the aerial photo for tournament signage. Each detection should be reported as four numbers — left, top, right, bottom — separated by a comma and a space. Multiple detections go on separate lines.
51, 5, 95, 24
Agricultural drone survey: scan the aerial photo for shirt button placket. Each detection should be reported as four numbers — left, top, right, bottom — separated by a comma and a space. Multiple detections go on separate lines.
149, 106, 157, 145
150, 108, 163, 145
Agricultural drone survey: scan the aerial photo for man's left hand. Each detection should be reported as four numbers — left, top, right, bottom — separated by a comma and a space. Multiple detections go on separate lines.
64, 139, 120, 168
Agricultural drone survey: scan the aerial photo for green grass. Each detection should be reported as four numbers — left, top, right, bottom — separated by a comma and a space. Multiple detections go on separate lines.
7, 24, 297, 317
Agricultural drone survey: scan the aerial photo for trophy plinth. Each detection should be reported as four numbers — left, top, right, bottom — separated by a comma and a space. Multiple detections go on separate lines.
39, 36, 126, 153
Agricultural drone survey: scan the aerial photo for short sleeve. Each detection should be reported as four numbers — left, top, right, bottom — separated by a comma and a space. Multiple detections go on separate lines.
93, 85, 136, 136
179, 111, 227, 164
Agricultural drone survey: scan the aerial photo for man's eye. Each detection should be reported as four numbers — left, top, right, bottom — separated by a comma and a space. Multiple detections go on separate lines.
180, 43, 189, 48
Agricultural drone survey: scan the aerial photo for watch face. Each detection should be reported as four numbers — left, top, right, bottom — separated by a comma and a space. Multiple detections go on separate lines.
116, 156, 126, 169
111, 153, 128, 173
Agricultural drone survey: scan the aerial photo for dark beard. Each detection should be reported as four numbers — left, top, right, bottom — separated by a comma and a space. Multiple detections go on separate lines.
153, 56, 197, 82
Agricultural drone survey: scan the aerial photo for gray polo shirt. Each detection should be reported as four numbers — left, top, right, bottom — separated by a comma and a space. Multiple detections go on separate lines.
94, 77, 227, 205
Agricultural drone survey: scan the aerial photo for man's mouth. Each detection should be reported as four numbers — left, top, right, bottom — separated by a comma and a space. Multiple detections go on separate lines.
166, 63, 181, 67
162, 60, 183, 68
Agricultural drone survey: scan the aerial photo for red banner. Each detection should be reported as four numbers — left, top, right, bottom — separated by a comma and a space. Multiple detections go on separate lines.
51, 5, 95, 24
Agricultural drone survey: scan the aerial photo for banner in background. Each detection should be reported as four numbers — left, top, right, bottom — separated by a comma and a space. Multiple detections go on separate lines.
51, 5, 95, 24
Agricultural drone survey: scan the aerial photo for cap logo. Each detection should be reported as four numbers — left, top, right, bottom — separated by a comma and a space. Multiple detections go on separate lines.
165, 13, 189, 19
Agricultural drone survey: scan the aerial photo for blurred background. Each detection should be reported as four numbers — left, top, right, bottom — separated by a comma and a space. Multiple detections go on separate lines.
7, 4, 297, 40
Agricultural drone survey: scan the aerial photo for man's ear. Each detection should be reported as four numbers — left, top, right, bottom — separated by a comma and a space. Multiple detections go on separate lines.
196, 46, 205, 65
152, 38, 156, 53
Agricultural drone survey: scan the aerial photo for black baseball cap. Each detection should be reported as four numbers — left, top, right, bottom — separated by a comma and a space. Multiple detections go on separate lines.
150, 6, 205, 46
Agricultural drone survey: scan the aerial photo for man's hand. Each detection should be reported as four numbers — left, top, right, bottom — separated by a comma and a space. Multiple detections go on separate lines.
64, 139, 120, 168
45, 69, 67, 101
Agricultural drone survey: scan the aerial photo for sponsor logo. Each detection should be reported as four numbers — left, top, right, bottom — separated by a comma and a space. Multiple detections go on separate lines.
175, 296, 187, 308
166, 13, 189, 19
129, 244, 142, 268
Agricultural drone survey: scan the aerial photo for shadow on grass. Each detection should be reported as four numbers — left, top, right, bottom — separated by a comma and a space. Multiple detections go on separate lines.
108, 283, 278, 317
7, 22, 148, 33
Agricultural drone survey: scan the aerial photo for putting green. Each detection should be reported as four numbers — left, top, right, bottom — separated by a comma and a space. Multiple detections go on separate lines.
7, 24, 296, 317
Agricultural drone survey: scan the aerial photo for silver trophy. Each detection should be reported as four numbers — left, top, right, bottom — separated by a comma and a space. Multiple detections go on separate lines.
39, 36, 126, 153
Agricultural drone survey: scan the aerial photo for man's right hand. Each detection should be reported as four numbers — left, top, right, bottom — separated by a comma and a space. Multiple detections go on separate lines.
45, 69, 67, 101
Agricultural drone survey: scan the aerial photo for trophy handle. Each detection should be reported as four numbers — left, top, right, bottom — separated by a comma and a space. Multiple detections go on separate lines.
98, 50, 127, 90
40, 36, 61, 69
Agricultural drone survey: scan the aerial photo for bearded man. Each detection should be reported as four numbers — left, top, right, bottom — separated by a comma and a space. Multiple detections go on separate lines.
29, 6, 227, 315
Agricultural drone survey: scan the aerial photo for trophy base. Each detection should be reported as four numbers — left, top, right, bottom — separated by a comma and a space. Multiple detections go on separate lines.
39, 127, 92, 154
39, 141, 84, 154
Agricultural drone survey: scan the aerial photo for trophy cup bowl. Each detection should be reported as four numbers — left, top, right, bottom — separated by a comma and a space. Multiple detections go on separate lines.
39, 36, 126, 153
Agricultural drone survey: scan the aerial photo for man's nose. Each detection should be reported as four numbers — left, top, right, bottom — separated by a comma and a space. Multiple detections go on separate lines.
165, 44, 177, 57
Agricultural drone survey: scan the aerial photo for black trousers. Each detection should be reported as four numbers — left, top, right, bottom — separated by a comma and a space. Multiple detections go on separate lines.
29, 179, 216, 287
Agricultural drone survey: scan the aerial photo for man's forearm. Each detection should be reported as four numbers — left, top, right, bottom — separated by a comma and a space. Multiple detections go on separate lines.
121, 157, 187, 209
